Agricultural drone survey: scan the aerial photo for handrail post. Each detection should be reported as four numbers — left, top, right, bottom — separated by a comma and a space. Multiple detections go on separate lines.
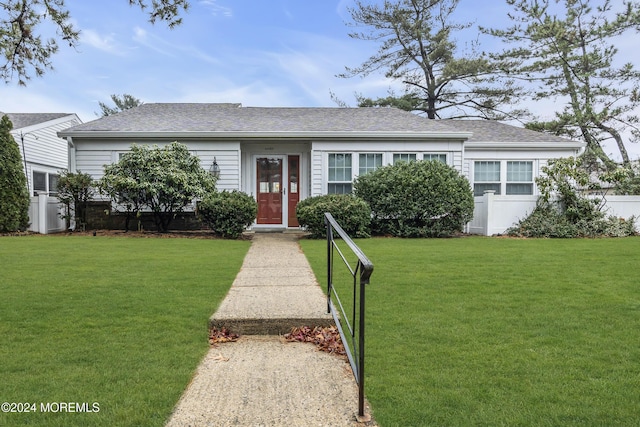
324, 212, 373, 422
358, 262, 366, 419
325, 214, 332, 314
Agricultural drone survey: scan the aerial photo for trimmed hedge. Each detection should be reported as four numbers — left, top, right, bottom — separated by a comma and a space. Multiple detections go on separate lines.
296, 194, 371, 239
198, 190, 257, 238
354, 160, 474, 237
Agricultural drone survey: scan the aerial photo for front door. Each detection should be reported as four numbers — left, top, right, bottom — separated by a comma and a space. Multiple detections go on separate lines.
256, 157, 283, 224
287, 155, 300, 227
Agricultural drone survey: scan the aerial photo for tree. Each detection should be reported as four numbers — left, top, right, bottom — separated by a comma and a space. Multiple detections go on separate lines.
0, 114, 29, 232
97, 94, 144, 117
98, 142, 216, 232
56, 170, 94, 230
1, 0, 189, 85
485, 0, 640, 167
340, 0, 526, 120
354, 160, 474, 237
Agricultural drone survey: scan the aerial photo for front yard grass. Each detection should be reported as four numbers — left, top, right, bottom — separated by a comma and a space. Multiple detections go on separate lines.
0, 235, 249, 427
300, 237, 640, 426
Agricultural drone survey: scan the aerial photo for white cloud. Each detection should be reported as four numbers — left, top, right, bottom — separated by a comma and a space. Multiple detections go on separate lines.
80, 29, 125, 55
131, 26, 219, 64
199, 0, 233, 17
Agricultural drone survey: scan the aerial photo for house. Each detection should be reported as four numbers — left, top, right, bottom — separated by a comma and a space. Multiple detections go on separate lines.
3, 112, 83, 233
58, 103, 584, 232
4, 112, 83, 196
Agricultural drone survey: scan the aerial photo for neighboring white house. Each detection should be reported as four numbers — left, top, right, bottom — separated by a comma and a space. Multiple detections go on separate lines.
58, 103, 585, 231
4, 112, 82, 196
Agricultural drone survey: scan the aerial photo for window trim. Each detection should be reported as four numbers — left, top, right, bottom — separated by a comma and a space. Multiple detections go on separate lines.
473, 160, 535, 196
327, 153, 353, 194
32, 170, 59, 196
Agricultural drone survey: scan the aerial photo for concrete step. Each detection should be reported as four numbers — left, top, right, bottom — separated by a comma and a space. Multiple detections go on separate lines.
209, 232, 334, 335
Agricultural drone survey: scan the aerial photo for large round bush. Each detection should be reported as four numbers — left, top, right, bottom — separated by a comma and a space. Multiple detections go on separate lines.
354, 160, 474, 237
198, 190, 257, 238
296, 194, 371, 239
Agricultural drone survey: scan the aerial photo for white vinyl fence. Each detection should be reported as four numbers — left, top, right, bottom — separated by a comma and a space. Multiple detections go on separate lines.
467, 191, 640, 236
28, 194, 66, 234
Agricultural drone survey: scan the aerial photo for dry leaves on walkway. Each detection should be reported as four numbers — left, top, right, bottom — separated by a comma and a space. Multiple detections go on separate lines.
284, 326, 346, 356
209, 327, 239, 345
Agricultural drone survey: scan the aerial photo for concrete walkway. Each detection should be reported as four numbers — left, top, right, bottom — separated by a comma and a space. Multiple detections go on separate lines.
165, 233, 376, 427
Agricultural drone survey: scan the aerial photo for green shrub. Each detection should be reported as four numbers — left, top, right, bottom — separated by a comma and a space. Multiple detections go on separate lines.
296, 194, 371, 239
354, 160, 474, 237
507, 204, 637, 238
507, 158, 637, 238
198, 191, 257, 238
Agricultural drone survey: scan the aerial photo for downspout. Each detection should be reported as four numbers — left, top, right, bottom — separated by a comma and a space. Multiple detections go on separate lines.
19, 132, 29, 194
67, 137, 76, 172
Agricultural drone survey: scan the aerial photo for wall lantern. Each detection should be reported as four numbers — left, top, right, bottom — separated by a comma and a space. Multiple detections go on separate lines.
209, 157, 221, 178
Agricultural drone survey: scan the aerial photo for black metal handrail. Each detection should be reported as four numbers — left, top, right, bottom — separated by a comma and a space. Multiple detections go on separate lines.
324, 212, 374, 420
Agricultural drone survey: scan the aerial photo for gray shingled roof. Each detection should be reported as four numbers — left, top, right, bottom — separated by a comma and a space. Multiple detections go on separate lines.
2, 113, 71, 130
58, 103, 580, 146
449, 119, 573, 143
60, 103, 459, 134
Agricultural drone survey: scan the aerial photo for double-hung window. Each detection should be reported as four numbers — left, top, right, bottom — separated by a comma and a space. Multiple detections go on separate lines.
423, 153, 447, 163
328, 153, 353, 194
473, 161, 501, 196
506, 161, 533, 195
359, 153, 382, 175
393, 153, 416, 164
473, 160, 534, 196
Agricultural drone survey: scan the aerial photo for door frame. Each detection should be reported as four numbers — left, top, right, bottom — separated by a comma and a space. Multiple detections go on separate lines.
252, 154, 302, 228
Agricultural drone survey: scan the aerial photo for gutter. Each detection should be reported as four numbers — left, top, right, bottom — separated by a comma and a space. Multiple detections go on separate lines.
465, 140, 586, 150
57, 130, 474, 141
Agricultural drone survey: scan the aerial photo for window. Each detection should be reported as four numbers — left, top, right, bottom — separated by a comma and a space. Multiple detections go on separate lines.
474, 161, 501, 196
32, 171, 60, 196
48, 174, 59, 196
33, 171, 47, 195
423, 153, 447, 163
506, 161, 533, 195
393, 153, 416, 164
328, 153, 352, 194
359, 153, 382, 175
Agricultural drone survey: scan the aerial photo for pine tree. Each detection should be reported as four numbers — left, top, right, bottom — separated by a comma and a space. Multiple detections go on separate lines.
0, 115, 30, 232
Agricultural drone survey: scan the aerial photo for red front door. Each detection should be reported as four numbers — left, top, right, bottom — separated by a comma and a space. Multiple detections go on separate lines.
288, 155, 300, 227
256, 158, 283, 224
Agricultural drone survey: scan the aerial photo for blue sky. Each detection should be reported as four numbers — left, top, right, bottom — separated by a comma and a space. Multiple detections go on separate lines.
1, 0, 639, 159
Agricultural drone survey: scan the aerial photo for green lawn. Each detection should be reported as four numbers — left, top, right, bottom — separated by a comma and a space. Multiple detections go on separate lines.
300, 237, 640, 427
0, 235, 250, 427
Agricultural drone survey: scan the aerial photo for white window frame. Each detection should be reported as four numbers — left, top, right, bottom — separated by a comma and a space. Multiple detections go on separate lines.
473, 160, 535, 196
506, 161, 534, 195
327, 153, 353, 194
32, 170, 59, 196
358, 153, 383, 176
393, 153, 417, 164
422, 153, 447, 163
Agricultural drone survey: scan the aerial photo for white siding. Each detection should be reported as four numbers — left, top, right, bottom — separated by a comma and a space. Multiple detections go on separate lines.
12, 115, 82, 195
73, 138, 241, 190
310, 139, 465, 196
